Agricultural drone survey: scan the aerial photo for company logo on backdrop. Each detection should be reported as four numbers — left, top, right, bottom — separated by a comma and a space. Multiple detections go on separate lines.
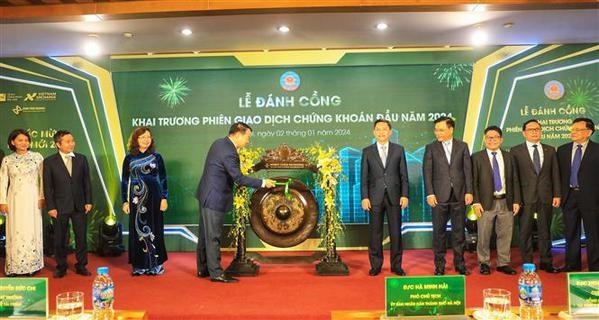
0, 93, 6, 102
0, 92, 22, 102
23, 92, 57, 102
12, 104, 46, 115
280, 71, 301, 91
544, 80, 565, 100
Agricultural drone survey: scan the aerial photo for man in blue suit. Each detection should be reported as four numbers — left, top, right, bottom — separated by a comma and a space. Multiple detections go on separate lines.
196, 122, 276, 283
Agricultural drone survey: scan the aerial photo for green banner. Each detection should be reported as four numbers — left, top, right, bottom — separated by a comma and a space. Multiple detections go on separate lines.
0, 278, 48, 318
568, 272, 599, 316
385, 276, 465, 317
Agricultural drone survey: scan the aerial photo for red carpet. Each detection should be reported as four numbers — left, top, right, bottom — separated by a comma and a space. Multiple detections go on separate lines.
3, 248, 576, 319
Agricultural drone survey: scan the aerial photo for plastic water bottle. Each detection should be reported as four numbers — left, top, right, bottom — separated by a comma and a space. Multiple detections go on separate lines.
92, 266, 114, 320
518, 263, 543, 320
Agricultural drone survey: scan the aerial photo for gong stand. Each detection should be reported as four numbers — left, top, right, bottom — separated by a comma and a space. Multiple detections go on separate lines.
225, 144, 348, 276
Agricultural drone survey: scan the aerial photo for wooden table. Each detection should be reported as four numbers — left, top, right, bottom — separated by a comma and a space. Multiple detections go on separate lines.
331, 306, 566, 319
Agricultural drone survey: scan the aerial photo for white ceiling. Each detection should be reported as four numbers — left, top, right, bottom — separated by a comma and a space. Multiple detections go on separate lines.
0, 8, 598, 57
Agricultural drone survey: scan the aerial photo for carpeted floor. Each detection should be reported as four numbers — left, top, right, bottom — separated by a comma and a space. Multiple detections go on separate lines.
2, 248, 578, 319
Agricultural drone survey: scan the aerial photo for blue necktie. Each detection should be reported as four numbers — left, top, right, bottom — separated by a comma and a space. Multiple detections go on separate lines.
492, 152, 502, 192
570, 144, 583, 187
532, 144, 541, 175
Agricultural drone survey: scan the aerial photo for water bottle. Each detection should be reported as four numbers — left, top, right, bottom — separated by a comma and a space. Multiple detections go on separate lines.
518, 263, 543, 320
92, 266, 114, 320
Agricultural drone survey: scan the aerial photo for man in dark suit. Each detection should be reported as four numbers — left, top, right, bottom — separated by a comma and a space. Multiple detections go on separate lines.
472, 126, 521, 275
557, 117, 599, 272
196, 122, 276, 283
511, 119, 561, 273
43, 130, 93, 278
424, 116, 473, 275
361, 119, 409, 276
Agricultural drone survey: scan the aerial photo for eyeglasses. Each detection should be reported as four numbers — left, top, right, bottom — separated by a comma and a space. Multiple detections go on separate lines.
525, 128, 541, 132
571, 128, 590, 133
485, 136, 502, 140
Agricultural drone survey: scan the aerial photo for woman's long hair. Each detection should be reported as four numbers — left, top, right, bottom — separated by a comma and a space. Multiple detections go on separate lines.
128, 127, 155, 156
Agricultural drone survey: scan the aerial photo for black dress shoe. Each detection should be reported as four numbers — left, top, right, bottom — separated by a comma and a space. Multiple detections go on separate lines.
479, 263, 491, 275
75, 268, 91, 276
54, 269, 66, 278
539, 264, 561, 273
197, 271, 210, 278
210, 275, 239, 283
497, 265, 517, 275
455, 266, 470, 275
368, 269, 381, 276
392, 268, 406, 276
434, 267, 445, 276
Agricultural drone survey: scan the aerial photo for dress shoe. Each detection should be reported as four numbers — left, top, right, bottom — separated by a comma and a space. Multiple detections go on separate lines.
368, 269, 381, 276
210, 274, 239, 283
197, 271, 210, 278
479, 263, 491, 275
539, 264, 561, 273
497, 265, 517, 275
53, 269, 66, 278
75, 268, 92, 276
455, 266, 470, 275
434, 267, 445, 276
391, 268, 406, 276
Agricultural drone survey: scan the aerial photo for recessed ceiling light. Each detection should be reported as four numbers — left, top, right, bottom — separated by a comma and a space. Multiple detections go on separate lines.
123, 32, 134, 38
503, 22, 515, 28
376, 22, 388, 31
471, 27, 489, 46
181, 28, 193, 36
263, 49, 269, 52
83, 14, 103, 22
277, 25, 290, 33
192, 51, 200, 54
83, 35, 101, 57
387, 46, 394, 50
147, 52, 154, 56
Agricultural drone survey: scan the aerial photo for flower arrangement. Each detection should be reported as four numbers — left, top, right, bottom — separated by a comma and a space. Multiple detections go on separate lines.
229, 147, 263, 243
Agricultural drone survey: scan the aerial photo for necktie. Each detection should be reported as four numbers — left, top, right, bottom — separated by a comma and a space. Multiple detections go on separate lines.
443, 142, 451, 165
65, 156, 72, 176
532, 144, 541, 175
570, 144, 583, 187
381, 145, 388, 168
492, 152, 502, 192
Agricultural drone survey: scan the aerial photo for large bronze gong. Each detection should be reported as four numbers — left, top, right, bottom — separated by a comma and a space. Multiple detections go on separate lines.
250, 177, 318, 248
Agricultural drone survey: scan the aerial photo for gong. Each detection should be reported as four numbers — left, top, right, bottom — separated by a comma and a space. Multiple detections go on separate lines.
250, 177, 318, 248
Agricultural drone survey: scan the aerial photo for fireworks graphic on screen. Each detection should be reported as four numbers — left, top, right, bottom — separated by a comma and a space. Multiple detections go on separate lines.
434, 64, 472, 91
159, 77, 191, 108
562, 78, 599, 118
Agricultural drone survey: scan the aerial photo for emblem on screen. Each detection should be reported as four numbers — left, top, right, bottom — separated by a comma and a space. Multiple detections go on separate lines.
544, 80, 565, 100
280, 71, 301, 91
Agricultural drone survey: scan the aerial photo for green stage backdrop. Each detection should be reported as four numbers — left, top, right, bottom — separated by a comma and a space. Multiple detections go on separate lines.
0, 45, 597, 251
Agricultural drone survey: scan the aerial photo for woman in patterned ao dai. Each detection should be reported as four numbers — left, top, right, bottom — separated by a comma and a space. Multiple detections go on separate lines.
0, 129, 45, 276
121, 127, 169, 276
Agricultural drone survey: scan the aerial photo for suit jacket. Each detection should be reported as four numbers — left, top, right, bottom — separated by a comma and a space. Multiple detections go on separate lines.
43, 152, 92, 214
360, 142, 409, 206
557, 140, 599, 212
423, 139, 473, 203
472, 149, 521, 210
196, 137, 262, 212
510, 142, 560, 205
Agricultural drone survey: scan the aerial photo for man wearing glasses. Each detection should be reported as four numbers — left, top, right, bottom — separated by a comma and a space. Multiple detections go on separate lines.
511, 119, 561, 273
557, 118, 599, 272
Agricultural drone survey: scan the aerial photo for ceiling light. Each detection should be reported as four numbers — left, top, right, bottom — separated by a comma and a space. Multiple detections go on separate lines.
503, 22, 515, 28
376, 23, 388, 31
277, 25, 290, 33
83, 14, 103, 22
83, 35, 101, 57
471, 27, 489, 47
181, 28, 193, 36
192, 51, 200, 54
123, 32, 134, 38
147, 52, 154, 56
468, 4, 486, 12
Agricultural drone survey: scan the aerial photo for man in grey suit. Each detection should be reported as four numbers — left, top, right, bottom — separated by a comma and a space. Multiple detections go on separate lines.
511, 119, 561, 273
196, 122, 276, 283
424, 116, 473, 275
472, 126, 521, 275
361, 119, 409, 276
557, 117, 599, 272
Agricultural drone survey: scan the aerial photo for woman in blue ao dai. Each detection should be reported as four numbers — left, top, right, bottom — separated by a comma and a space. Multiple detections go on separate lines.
121, 127, 168, 276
